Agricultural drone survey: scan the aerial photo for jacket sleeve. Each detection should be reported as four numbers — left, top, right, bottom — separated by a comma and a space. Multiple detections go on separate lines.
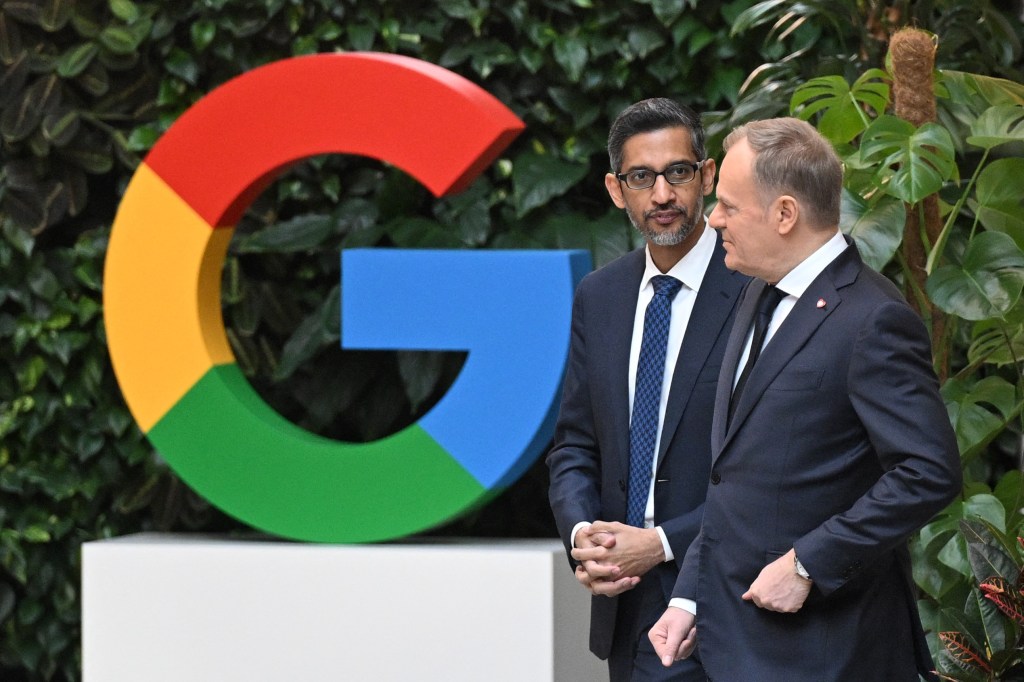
793, 300, 962, 595
547, 280, 603, 569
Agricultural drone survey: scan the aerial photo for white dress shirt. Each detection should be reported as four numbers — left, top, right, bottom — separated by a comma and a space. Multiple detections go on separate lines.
573, 224, 717, 561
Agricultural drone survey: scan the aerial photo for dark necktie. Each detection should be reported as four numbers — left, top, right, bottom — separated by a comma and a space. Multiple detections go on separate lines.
626, 275, 683, 528
729, 284, 785, 423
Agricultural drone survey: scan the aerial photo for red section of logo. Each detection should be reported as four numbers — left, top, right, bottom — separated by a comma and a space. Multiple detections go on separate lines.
144, 52, 525, 227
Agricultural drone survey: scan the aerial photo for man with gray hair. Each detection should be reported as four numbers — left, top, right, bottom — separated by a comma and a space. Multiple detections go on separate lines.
548, 98, 746, 680
648, 117, 961, 680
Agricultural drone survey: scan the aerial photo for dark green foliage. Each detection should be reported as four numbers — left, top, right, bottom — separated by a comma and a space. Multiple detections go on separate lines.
2, 0, 1023, 679
0, 1, 775, 678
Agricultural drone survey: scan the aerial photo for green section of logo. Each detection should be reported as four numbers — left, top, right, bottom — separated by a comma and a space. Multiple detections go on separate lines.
148, 364, 488, 542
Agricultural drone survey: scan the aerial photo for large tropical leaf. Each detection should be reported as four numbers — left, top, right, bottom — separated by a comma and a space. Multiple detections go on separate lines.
928, 231, 1024, 321
969, 158, 1024, 249
966, 104, 1024, 151
967, 315, 1024, 367
859, 116, 957, 204
943, 375, 1022, 462
790, 69, 889, 144
940, 71, 1024, 111
838, 189, 904, 271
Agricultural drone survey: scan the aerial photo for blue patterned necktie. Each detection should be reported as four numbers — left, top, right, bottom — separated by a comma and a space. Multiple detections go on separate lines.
626, 275, 683, 528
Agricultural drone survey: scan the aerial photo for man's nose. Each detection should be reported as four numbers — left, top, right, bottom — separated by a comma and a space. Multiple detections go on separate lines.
708, 203, 725, 229
650, 174, 675, 204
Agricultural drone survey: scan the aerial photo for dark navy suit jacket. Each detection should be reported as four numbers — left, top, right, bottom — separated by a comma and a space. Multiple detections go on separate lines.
674, 240, 961, 681
548, 233, 746, 658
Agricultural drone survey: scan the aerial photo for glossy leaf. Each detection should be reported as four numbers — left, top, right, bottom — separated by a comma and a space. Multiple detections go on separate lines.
109, 0, 141, 23
385, 217, 463, 248
838, 190, 904, 271
56, 43, 98, 78
272, 285, 339, 382
943, 375, 1021, 461
967, 318, 1024, 367
938, 630, 992, 674
98, 25, 143, 55
966, 104, 1024, 151
928, 231, 1024, 321
966, 574, 1008, 661
961, 518, 1018, 585
40, 0, 72, 32
552, 34, 587, 82
511, 150, 588, 218
941, 71, 1024, 110
859, 116, 957, 204
790, 69, 889, 144
979, 576, 1024, 625
40, 110, 79, 147
969, 158, 1024, 249
234, 214, 337, 254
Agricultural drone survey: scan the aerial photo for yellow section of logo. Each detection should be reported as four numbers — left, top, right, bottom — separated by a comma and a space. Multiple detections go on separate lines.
104, 163, 236, 432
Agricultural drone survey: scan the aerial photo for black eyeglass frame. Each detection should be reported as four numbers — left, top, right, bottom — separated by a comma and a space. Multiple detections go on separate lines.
614, 160, 706, 190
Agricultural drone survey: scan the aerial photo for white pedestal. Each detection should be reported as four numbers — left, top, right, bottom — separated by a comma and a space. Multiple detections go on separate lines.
82, 534, 606, 682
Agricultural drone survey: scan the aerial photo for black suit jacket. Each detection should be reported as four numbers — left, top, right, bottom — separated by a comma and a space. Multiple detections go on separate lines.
548, 233, 746, 658
674, 239, 961, 681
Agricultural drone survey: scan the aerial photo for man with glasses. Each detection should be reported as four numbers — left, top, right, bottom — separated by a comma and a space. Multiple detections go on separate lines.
548, 98, 747, 681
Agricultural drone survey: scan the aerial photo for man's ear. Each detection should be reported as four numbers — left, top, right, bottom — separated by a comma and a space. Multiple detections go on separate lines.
699, 158, 716, 196
605, 173, 626, 209
775, 195, 799, 235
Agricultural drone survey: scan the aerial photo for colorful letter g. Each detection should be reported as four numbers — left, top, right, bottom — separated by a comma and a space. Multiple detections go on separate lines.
103, 53, 588, 542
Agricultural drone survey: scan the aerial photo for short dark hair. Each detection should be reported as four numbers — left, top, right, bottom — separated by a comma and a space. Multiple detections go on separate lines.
607, 98, 706, 173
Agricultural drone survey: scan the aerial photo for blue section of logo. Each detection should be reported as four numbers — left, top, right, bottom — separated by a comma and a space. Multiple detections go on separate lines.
341, 249, 590, 488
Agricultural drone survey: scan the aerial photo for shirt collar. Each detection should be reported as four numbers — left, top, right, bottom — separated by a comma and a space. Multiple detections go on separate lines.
776, 230, 848, 298
640, 221, 716, 294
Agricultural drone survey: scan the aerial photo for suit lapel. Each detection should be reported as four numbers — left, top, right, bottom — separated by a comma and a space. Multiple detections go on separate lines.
717, 240, 863, 458
603, 249, 646, 481
711, 278, 760, 453
658, 237, 745, 467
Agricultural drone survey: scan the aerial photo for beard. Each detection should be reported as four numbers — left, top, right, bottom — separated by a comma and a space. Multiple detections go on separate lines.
626, 198, 703, 247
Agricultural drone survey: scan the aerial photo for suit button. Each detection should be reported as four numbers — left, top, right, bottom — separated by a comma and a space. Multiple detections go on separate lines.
710, 472, 721, 485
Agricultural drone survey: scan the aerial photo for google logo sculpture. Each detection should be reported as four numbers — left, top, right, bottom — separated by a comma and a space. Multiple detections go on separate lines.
104, 53, 589, 543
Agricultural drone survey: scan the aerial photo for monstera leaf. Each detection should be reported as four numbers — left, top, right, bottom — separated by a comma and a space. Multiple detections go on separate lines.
970, 158, 1024, 250
928, 231, 1024, 321
859, 116, 957, 204
839, 190, 904, 271
790, 69, 889, 145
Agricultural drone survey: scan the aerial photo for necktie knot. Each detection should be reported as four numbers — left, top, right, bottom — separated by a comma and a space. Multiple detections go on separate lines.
756, 285, 785, 319
650, 275, 682, 301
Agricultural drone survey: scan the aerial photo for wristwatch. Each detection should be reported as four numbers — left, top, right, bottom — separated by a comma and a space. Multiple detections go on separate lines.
794, 554, 812, 582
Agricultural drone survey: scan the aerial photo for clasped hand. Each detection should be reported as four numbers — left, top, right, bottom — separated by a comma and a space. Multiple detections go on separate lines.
570, 521, 663, 597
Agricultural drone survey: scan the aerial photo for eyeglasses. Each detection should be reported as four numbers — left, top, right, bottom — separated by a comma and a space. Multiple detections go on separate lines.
615, 161, 705, 190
